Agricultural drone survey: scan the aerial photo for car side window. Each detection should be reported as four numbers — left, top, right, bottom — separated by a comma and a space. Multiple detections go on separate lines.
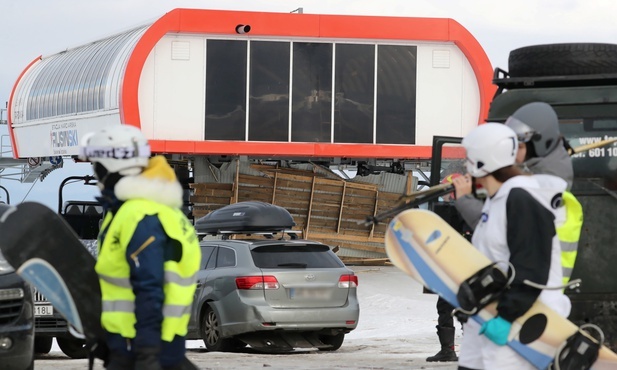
200, 246, 216, 269
205, 247, 218, 270
216, 247, 236, 268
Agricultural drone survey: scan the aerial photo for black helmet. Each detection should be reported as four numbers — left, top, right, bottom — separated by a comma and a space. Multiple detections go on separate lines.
505, 102, 560, 157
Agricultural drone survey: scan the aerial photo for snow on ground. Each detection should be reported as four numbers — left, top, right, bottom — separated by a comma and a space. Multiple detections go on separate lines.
36, 266, 459, 369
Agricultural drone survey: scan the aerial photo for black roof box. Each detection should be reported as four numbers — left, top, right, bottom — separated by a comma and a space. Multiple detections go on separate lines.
195, 201, 296, 235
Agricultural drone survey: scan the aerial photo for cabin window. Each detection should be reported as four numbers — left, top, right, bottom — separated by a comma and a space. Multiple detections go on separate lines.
205, 40, 247, 140
376, 45, 417, 144
291, 42, 333, 143
248, 41, 290, 142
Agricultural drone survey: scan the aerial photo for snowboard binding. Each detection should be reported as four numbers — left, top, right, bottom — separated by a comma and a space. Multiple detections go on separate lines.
453, 262, 513, 323
550, 323, 603, 370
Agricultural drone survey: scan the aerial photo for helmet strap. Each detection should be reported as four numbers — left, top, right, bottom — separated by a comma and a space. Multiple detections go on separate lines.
94, 162, 123, 191
525, 141, 538, 160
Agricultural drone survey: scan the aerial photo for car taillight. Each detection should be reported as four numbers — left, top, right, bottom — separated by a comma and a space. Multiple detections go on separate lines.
235, 276, 280, 290
338, 274, 358, 288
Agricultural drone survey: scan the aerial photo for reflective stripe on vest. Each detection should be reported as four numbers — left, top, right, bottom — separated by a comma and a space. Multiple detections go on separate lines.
96, 198, 201, 341
556, 191, 583, 283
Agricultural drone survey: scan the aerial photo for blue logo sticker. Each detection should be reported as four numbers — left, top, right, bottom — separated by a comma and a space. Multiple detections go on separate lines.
481, 213, 489, 222
426, 230, 441, 244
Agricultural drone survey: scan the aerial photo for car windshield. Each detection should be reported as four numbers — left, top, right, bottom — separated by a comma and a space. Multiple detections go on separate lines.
251, 244, 344, 269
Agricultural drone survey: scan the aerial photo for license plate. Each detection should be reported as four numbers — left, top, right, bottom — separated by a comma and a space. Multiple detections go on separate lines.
35, 305, 54, 316
290, 288, 332, 300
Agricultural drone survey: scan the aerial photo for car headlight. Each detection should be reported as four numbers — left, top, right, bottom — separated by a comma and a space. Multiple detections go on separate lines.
0, 250, 15, 275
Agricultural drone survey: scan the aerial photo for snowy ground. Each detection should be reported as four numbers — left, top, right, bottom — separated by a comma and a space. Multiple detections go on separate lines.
35, 266, 460, 369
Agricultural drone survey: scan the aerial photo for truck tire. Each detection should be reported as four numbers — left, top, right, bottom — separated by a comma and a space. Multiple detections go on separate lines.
508, 43, 617, 77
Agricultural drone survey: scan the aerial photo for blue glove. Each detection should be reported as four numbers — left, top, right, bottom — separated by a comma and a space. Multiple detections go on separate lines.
479, 316, 512, 346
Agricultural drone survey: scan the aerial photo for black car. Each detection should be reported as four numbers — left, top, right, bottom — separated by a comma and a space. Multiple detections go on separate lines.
0, 250, 35, 370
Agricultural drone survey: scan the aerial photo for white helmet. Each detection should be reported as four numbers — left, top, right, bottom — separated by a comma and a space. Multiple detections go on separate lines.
79, 125, 150, 181
462, 123, 518, 178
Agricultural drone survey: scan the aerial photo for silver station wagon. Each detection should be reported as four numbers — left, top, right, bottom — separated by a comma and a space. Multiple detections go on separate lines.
186, 201, 359, 352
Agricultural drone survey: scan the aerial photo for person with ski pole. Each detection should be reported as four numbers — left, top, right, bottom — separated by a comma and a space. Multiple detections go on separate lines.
79, 125, 201, 370
456, 123, 570, 370
425, 172, 471, 363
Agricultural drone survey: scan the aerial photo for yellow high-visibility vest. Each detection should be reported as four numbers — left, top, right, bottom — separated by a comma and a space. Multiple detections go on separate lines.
556, 191, 583, 284
96, 198, 200, 341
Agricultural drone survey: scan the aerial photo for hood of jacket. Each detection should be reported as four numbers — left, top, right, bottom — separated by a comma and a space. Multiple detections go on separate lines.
113, 155, 183, 209
524, 144, 573, 190
491, 174, 567, 223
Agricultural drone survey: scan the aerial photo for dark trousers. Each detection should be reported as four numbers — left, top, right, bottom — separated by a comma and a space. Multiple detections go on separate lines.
436, 296, 455, 328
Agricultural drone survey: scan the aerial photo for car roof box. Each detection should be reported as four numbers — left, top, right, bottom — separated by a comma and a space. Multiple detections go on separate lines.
195, 201, 296, 235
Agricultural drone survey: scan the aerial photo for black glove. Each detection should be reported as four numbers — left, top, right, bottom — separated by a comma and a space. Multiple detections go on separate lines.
135, 346, 162, 370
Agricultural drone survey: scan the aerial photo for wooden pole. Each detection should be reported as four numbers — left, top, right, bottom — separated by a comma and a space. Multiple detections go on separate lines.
336, 182, 347, 234
305, 176, 316, 238
233, 158, 240, 204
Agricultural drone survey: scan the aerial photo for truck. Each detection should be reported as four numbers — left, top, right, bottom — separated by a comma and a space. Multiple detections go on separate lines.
487, 42, 617, 350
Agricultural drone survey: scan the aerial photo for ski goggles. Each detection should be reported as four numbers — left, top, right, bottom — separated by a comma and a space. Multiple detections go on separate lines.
79, 143, 151, 161
504, 116, 538, 143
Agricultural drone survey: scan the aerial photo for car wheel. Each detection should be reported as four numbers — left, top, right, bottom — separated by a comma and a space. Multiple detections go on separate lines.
317, 332, 345, 351
200, 306, 237, 352
34, 336, 53, 354
57, 337, 88, 359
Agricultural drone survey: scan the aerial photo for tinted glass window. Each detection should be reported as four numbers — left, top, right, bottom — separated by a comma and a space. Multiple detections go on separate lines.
249, 41, 290, 142
206, 247, 218, 270
205, 40, 247, 140
376, 45, 417, 144
200, 245, 216, 269
251, 244, 344, 268
291, 43, 333, 143
216, 247, 236, 268
334, 44, 375, 144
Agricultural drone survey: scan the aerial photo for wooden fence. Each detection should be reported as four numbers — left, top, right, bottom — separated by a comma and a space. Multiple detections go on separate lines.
190, 166, 407, 261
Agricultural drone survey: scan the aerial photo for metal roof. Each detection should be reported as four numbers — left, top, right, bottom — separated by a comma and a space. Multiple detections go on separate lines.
12, 26, 147, 123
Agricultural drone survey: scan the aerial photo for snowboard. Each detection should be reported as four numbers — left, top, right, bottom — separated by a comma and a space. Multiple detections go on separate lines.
0, 202, 104, 342
385, 208, 617, 370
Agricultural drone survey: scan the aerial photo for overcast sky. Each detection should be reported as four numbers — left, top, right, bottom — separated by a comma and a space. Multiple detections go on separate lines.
3, 0, 617, 108
2, 0, 617, 206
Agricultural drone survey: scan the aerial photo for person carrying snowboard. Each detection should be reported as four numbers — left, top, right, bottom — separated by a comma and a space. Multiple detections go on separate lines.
452, 102, 581, 282
80, 125, 201, 370
456, 123, 571, 370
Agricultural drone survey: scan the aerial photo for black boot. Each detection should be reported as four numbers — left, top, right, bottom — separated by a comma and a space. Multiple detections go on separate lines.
426, 326, 458, 362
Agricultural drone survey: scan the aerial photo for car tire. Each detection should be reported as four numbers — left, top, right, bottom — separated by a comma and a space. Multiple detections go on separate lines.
317, 332, 345, 351
201, 306, 237, 352
34, 336, 53, 354
57, 337, 88, 359
508, 43, 617, 77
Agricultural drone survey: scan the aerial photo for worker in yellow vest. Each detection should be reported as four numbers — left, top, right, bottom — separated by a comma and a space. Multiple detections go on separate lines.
80, 125, 201, 370
505, 102, 583, 283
